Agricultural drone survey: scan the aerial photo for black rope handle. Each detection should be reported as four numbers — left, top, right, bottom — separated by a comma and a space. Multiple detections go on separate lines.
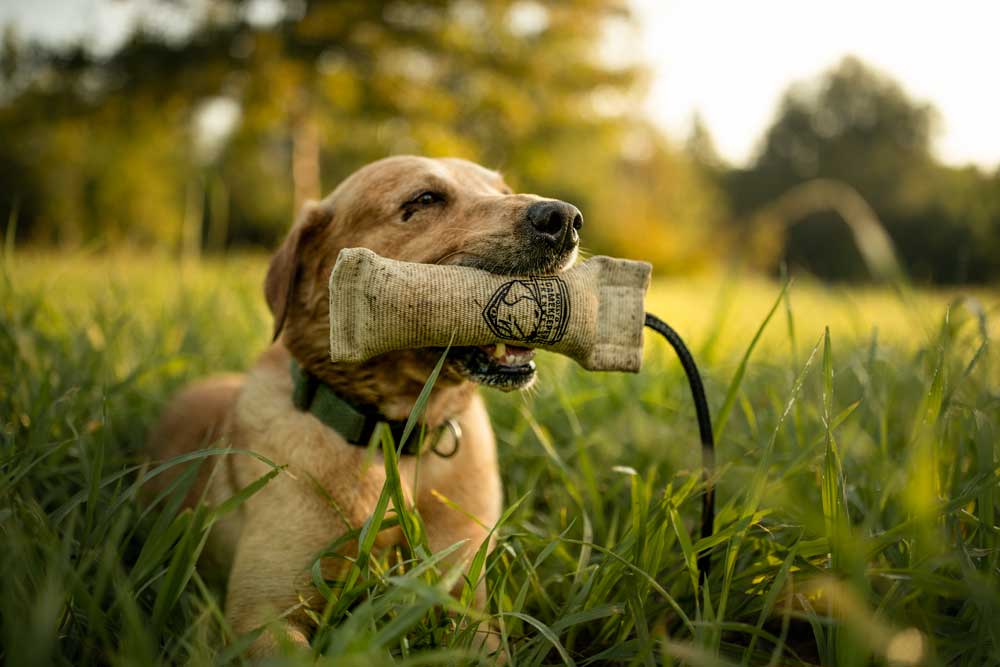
644, 313, 716, 581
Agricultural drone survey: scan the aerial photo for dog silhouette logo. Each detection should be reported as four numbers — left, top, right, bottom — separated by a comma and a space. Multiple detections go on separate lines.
483, 277, 570, 344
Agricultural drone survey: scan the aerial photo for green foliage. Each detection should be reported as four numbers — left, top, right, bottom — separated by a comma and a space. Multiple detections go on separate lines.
755, 56, 937, 191
0, 0, 725, 269
3, 12, 999, 284
2, 253, 998, 665
724, 56, 1000, 284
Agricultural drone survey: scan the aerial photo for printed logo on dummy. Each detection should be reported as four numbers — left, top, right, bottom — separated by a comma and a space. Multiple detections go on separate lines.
482, 277, 570, 344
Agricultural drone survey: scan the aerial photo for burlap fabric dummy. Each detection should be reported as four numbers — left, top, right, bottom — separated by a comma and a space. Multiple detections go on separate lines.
328, 248, 652, 372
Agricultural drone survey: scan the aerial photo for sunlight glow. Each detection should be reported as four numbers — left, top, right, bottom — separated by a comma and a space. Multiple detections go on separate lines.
633, 0, 1000, 169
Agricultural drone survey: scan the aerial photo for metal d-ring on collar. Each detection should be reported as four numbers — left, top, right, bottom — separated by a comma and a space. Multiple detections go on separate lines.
431, 419, 462, 458
290, 359, 461, 458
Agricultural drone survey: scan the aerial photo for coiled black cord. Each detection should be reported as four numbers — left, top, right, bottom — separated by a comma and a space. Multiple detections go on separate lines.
644, 313, 715, 581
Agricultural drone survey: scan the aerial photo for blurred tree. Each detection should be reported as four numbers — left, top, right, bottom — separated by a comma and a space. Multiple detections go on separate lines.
685, 112, 725, 175
752, 56, 937, 201
0, 0, 725, 271
726, 56, 1000, 283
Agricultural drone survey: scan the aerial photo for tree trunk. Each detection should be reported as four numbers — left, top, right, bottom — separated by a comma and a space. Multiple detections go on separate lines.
291, 109, 321, 216
181, 175, 204, 263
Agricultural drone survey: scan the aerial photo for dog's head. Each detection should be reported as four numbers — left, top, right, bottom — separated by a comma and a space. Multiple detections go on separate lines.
266, 156, 583, 410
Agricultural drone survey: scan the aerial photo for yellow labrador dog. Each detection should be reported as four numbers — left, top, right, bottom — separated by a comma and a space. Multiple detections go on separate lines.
147, 156, 583, 656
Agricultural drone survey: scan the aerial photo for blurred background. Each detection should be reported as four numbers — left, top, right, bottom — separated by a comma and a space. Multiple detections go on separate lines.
1, 0, 998, 284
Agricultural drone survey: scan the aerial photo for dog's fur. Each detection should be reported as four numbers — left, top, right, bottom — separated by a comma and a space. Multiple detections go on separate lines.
146, 156, 580, 656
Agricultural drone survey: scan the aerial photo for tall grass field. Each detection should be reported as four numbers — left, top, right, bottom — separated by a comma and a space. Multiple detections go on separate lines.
2, 252, 998, 666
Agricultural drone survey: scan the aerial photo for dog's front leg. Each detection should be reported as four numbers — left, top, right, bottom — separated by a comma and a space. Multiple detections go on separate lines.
224, 484, 334, 656
224, 470, 401, 658
226, 448, 400, 656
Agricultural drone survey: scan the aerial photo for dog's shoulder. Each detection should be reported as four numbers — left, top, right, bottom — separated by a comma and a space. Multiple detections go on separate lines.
228, 343, 359, 484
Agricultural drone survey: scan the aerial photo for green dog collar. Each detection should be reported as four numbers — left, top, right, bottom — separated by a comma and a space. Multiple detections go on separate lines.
289, 360, 459, 457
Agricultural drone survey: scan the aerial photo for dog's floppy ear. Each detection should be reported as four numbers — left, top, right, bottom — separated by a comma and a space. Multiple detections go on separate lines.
265, 200, 333, 341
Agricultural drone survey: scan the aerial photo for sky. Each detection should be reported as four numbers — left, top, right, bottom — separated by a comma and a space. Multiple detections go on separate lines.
2, 0, 999, 170
632, 0, 1000, 169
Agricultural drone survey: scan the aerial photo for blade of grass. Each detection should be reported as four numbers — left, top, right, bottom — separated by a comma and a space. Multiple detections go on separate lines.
714, 280, 790, 441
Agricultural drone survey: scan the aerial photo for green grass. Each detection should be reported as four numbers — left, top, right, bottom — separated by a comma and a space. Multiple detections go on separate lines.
2, 252, 999, 666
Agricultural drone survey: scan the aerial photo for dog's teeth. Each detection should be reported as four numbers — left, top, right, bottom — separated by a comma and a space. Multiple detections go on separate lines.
493, 343, 506, 359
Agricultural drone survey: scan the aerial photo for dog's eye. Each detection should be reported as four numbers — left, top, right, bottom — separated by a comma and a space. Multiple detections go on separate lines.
400, 191, 446, 222
412, 191, 443, 206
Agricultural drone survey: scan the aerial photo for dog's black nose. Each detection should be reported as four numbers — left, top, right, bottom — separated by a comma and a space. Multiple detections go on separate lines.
525, 200, 583, 248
